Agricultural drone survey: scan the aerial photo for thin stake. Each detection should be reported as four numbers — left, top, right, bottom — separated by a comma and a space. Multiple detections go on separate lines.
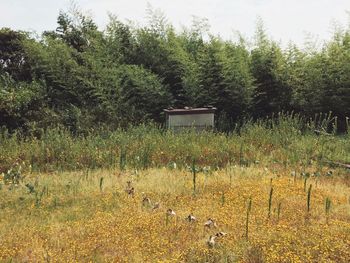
325, 197, 331, 224
245, 197, 252, 240
192, 158, 196, 194
268, 186, 274, 219
99, 177, 104, 192
307, 184, 312, 213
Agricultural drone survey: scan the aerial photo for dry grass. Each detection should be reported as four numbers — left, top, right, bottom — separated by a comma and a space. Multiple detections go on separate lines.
0, 166, 350, 262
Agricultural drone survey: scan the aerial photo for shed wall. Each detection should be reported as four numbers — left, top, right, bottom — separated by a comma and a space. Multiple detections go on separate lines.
168, 113, 214, 130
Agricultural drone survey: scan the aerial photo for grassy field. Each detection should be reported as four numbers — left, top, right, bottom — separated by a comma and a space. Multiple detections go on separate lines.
0, 166, 349, 262
0, 115, 349, 262
1, 114, 349, 173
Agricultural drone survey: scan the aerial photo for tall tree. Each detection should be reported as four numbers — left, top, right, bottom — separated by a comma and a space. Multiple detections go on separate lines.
251, 21, 292, 117
0, 28, 32, 81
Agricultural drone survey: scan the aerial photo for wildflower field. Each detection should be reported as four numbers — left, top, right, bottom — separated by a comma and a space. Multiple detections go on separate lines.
0, 116, 349, 262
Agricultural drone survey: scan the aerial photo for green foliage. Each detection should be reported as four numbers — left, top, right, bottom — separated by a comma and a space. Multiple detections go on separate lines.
0, 28, 32, 81
251, 25, 292, 117
35, 186, 47, 207
2, 163, 23, 185
0, 114, 349, 173
0, 74, 47, 130
0, 6, 349, 132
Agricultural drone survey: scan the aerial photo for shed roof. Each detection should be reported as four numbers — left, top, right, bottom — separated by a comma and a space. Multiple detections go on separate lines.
164, 107, 217, 115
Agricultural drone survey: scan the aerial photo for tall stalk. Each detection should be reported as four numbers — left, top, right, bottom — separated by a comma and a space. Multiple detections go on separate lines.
99, 177, 104, 192
325, 197, 331, 224
307, 184, 312, 213
268, 186, 273, 219
192, 158, 197, 194
245, 197, 252, 240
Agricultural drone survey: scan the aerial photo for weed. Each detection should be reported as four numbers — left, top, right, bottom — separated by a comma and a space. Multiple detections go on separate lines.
0, 168, 349, 262
25, 183, 35, 194
0, 115, 348, 172
35, 186, 47, 207
3, 164, 23, 185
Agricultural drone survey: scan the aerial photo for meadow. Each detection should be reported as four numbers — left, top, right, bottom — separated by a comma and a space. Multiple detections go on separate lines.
0, 115, 349, 262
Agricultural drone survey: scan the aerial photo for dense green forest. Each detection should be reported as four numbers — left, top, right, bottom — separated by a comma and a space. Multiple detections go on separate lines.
1, 7, 350, 133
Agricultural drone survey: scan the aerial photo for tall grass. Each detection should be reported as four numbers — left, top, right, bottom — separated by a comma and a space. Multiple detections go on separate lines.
0, 113, 349, 173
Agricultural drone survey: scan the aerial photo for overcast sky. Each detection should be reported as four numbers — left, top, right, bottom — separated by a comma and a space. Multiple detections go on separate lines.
1, 0, 350, 47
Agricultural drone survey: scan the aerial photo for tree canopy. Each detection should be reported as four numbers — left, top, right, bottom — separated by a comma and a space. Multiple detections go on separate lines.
1, 8, 349, 133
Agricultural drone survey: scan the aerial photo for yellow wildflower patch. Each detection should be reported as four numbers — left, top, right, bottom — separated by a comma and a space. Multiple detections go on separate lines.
0, 167, 349, 262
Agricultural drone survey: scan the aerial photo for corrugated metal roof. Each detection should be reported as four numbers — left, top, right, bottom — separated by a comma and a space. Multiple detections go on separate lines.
164, 107, 217, 115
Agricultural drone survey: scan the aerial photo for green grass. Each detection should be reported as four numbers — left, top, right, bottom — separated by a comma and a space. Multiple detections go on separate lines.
0, 112, 349, 262
1, 114, 349, 175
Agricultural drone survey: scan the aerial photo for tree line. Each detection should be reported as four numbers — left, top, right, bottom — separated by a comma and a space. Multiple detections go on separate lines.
1, 7, 349, 133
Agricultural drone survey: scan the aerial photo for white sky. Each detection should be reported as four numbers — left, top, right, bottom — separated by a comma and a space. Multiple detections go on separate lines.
1, 0, 350, 47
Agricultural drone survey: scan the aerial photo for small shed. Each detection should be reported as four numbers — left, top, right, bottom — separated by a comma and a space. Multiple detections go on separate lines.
164, 107, 216, 131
